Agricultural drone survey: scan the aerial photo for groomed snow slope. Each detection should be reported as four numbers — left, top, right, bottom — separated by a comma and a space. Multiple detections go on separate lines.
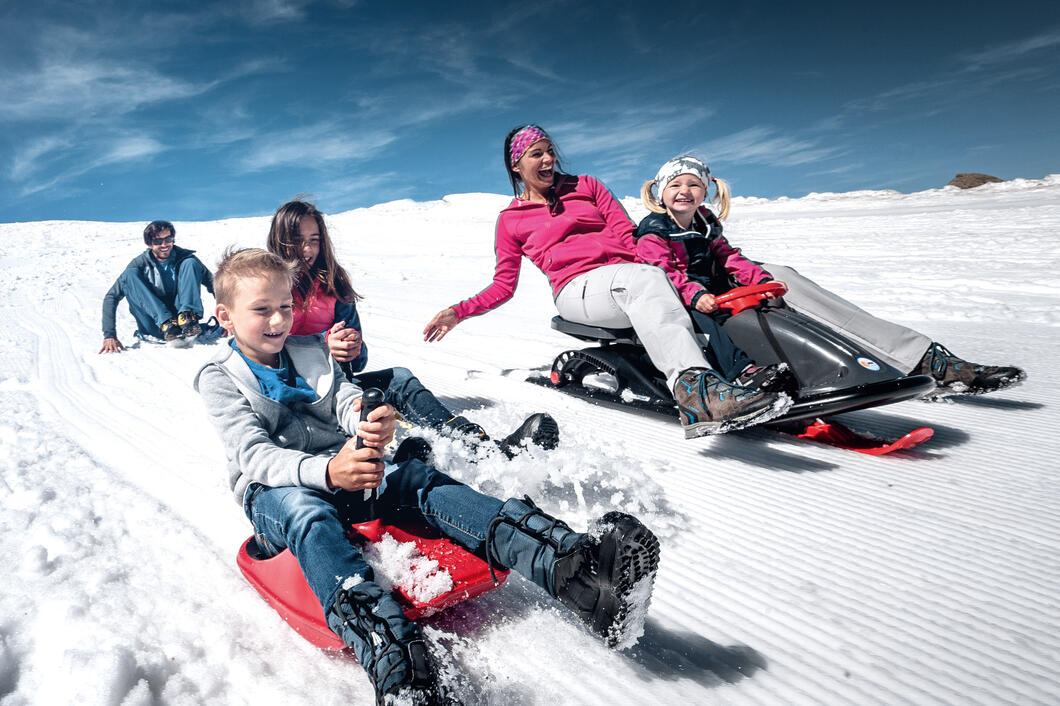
1, 176, 1058, 705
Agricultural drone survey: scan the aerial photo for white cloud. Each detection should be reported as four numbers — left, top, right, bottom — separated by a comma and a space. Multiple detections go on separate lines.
694, 126, 842, 168
960, 28, 1060, 71
17, 134, 166, 197
239, 122, 397, 171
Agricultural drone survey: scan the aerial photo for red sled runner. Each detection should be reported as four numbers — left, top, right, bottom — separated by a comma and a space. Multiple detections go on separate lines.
786, 418, 934, 455
237, 518, 509, 650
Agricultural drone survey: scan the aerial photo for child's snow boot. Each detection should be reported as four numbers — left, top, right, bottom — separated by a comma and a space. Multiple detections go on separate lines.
485, 496, 660, 649
327, 581, 442, 705
915, 342, 1025, 396
393, 436, 434, 465
673, 367, 791, 438
497, 413, 560, 458
443, 415, 491, 445
445, 414, 560, 458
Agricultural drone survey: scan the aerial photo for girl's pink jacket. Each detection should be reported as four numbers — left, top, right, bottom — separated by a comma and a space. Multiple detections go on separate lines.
452, 175, 637, 320
289, 280, 337, 336
635, 208, 768, 307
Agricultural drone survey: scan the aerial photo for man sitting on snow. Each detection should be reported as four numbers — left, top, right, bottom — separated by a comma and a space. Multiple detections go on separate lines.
193, 247, 660, 704
100, 220, 213, 352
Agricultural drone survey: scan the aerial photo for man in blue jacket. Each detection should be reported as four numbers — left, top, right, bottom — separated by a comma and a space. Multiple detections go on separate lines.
100, 220, 214, 352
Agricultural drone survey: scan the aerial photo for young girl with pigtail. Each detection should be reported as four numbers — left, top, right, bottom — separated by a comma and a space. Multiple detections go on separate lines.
636, 156, 789, 389
266, 200, 558, 457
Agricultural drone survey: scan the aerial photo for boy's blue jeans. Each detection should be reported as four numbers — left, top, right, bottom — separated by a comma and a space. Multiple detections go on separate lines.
243, 459, 504, 611
123, 259, 210, 337
354, 367, 456, 429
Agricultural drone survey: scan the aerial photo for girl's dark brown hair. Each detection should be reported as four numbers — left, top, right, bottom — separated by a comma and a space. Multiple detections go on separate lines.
266, 200, 360, 305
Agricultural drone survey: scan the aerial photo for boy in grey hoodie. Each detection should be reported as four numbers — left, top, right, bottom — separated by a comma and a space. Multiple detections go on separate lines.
194, 247, 660, 705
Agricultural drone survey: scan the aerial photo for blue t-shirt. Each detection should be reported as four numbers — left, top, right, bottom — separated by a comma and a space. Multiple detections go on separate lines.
156, 257, 177, 297
231, 340, 317, 406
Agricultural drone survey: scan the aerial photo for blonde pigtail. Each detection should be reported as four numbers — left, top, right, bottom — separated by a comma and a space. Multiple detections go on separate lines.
640, 180, 667, 214
711, 176, 731, 220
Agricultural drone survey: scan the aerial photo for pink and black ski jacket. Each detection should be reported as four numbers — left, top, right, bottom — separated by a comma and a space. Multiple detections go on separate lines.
634, 207, 769, 308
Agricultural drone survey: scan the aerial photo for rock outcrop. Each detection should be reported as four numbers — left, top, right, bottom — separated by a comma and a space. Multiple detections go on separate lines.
948, 173, 1003, 189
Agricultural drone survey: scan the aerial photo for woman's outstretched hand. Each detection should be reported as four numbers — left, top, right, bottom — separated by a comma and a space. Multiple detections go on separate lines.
424, 307, 459, 342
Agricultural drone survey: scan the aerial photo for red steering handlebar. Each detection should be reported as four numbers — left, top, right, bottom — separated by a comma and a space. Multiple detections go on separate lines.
714, 282, 788, 315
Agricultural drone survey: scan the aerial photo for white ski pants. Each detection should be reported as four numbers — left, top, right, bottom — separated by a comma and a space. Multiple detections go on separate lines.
554, 263, 711, 390
762, 264, 932, 373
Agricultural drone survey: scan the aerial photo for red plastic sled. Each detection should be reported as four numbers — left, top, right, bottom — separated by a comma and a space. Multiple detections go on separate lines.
237, 518, 509, 650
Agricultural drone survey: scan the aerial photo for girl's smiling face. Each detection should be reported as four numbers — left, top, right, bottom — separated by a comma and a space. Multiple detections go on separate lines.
297, 216, 321, 268
662, 174, 707, 224
513, 138, 556, 198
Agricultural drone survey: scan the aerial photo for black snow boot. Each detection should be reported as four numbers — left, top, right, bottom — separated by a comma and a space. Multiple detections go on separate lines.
392, 436, 434, 465
497, 413, 560, 458
485, 497, 660, 649
916, 342, 1026, 396
327, 581, 442, 705
442, 415, 491, 444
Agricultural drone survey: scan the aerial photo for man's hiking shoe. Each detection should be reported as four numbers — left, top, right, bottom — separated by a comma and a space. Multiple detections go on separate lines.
161, 318, 183, 342
498, 413, 560, 458
177, 311, 202, 339
916, 342, 1026, 396
392, 436, 434, 465
554, 512, 660, 649
673, 368, 791, 438
327, 582, 443, 706
737, 363, 796, 393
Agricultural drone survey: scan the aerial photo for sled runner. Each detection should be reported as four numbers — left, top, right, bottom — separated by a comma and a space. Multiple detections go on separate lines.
237, 520, 509, 650
542, 283, 937, 425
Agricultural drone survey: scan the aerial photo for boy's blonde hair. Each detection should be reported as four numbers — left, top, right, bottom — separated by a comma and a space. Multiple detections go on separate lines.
640, 175, 732, 220
214, 247, 298, 307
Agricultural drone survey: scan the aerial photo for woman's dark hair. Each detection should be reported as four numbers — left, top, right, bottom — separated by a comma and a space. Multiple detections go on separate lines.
266, 200, 360, 305
503, 124, 566, 210
143, 220, 175, 245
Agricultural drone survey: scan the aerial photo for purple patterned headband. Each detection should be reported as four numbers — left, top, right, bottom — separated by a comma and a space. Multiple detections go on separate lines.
509, 125, 549, 165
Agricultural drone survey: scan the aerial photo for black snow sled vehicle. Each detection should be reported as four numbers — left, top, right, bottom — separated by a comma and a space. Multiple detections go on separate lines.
541, 283, 937, 425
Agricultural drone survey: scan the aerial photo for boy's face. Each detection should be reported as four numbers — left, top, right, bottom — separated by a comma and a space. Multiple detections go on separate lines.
216, 273, 293, 367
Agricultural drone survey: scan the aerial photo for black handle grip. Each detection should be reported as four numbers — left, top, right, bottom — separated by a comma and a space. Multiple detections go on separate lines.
355, 388, 385, 450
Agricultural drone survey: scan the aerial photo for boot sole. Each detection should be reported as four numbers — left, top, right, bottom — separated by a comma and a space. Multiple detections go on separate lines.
590, 512, 661, 649
683, 393, 794, 439
531, 414, 560, 450
500, 413, 561, 457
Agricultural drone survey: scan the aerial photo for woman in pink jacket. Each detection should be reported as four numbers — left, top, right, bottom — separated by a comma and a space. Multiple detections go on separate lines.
423, 125, 790, 438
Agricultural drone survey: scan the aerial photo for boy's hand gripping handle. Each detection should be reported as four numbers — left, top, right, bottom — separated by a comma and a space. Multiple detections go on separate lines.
356, 388, 385, 507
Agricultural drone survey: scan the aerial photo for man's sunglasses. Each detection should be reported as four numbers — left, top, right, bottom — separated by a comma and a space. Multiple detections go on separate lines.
152, 235, 175, 245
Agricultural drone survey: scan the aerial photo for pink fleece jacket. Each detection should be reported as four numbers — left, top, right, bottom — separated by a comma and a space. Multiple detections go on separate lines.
452, 175, 637, 320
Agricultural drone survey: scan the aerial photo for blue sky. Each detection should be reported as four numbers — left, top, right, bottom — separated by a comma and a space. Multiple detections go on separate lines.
2, 0, 1058, 222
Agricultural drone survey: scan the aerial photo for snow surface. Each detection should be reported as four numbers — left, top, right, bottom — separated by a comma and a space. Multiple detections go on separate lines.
2, 176, 1059, 704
